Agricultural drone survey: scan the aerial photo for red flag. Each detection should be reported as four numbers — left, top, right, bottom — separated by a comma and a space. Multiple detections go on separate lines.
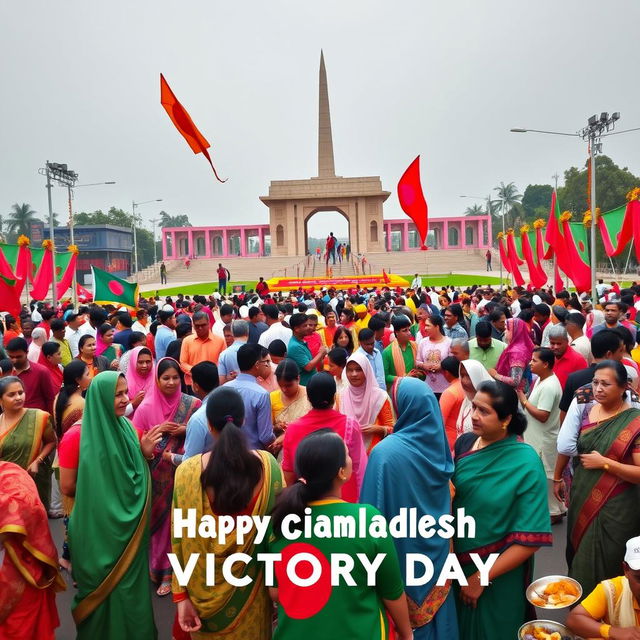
77, 282, 93, 302
554, 264, 563, 293
160, 74, 226, 183
397, 156, 428, 250
521, 231, 547, 289
506, 232, 525, 286
382, 269, 390, 284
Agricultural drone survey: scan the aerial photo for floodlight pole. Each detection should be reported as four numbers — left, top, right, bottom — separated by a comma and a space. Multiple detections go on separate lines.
588, 135, 598, 303
45, 162, 57, 309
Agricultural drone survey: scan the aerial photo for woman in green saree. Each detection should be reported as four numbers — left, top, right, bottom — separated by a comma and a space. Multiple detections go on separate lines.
559, 360, 640, 597
453, 380, 552, 640
172, 386, 283, 639
0, 376, 56, 509
68, 371, 163, 639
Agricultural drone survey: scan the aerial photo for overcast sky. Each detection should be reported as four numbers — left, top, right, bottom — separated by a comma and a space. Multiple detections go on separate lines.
2, 0, 639, 239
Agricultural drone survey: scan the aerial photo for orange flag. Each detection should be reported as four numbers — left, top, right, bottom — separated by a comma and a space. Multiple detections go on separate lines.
160, 74, 226, 182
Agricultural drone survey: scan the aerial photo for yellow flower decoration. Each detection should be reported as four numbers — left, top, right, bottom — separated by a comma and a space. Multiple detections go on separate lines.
520, 224, 530, 234
506, 228, 514, 235
559, 211, 572, 223
67, 244, 79, 255
626, 187, 640, 202
583, 211, 592, 227
497, 231, 505, 240
533, 219, 546, 229
17, 235, 30, 247
42, 239, 53, 251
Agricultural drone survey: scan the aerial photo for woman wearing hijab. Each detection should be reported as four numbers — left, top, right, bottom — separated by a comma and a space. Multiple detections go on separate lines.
488, 317, 534, 392
455, 360, 493, 444
585, 309, 605, 339
95, 323, 122, 369
0, 461, 65, 640
133, 357, 201, 596
336, 351, 393, 453
68, 371, 162, 639
125, 346, 154, 416
361, 378, 458, 640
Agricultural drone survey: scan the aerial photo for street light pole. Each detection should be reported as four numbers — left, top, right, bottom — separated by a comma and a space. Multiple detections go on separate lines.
510, 113, 631, 302
65, 181, 115, 308
45, 162, 56, 308
149, 217, 159, 265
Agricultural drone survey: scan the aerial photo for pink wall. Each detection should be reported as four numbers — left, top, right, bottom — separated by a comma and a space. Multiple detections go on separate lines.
161, 216, 492, 260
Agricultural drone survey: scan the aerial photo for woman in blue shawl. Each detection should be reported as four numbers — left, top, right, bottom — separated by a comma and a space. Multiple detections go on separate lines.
360, 377, 458, 640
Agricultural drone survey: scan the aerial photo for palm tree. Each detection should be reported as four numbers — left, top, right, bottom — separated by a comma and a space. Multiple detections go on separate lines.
464, 204, 485, 217
493, 182, 522, 230
6, 203, 37, 238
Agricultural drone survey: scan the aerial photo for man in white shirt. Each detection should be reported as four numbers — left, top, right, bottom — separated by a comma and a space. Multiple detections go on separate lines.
566, 312, 591, 363
79, 307, 108, 339
212, 304, 234, 338
258, 304, 292, 348
131, 308, 150, 335
519, 347, 565, 521
410, 273, 422, 290
64, 312, 86, 357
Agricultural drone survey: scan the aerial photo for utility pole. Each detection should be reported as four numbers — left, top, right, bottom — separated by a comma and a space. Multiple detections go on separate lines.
45, 163, 56, 308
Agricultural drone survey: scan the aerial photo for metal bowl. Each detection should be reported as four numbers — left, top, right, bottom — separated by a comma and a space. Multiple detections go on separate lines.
518, 619, 573, 640
526, 575, 582, 609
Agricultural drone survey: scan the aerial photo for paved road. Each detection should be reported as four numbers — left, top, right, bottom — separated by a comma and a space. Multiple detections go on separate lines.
50, 515, 571, 639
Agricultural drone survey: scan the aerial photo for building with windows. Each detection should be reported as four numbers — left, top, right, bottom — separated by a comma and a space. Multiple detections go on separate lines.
43, 225, 133, 281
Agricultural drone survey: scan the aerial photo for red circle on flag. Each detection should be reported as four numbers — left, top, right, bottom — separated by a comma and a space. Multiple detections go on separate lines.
578, 241, 585, 252
108, 280, 124, 296
55, 266, 62, 276
398, 184, 416, 206
275, 542, 332, 619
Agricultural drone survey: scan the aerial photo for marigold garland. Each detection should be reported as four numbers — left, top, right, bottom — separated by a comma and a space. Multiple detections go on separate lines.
533, 219, 546, 229
626, 187, 640, 202
67, 244, 79, 255
583, 208, 602, 227
520, 224, 530, 234
506, 228, 514, 235
17, 235, 30, 247
559, 211, 572, 223
42, 239, 53, 251
497, 231, 505, 240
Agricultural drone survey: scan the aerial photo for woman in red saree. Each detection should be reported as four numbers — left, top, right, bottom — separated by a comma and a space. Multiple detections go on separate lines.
38, 341, 64, 390
133, 357, 201, 596
0, 461, 65, 640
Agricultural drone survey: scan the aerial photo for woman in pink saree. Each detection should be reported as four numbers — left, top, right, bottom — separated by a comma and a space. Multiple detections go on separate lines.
489, 317, 534, 393
133, 357, 201, 596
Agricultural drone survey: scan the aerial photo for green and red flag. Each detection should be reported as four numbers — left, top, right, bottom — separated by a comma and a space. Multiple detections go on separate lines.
597, 204, 626, 256
561, 216, 591, 293
505, 230, 525, 286
0, 237, 32, 295
30, 242, 54, 301
92, 266, 138, 309
519, 226, 547, 289
55, 248, 78, 299
599, 189, 640, 262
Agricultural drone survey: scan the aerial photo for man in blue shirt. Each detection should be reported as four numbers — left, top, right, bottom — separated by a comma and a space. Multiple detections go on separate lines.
155, 309, 177, 360
287, 313, 327, 386
181, 361, 220, 461
218, 319, 249, 384
226, 343, 275, 451
356, 328, 386, 390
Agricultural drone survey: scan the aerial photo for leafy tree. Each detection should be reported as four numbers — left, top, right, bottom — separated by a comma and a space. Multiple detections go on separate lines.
159, 211, 191, 228
493, 182, 522, 230
558, 155, 639, 214
6, 203, 37, 239
522, 184, 553, 219
464, 204, 485, 217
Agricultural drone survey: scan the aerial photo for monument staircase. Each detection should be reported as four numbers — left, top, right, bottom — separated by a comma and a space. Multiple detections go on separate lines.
134, 248, 487, 291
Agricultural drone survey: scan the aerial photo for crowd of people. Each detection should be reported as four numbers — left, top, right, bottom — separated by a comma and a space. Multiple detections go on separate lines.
2, 276, 640, 639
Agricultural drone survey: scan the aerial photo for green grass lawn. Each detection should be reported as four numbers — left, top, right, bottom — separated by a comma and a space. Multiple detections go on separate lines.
142, 273, 504, 296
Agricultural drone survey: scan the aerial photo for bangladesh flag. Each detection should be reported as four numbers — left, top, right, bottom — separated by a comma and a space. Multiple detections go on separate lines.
597, 204, 627, 256
92, 266, 139, 309
0, 243, 31, 295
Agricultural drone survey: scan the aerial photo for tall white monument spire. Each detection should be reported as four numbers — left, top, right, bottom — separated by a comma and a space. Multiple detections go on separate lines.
318, 50, 336, 178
